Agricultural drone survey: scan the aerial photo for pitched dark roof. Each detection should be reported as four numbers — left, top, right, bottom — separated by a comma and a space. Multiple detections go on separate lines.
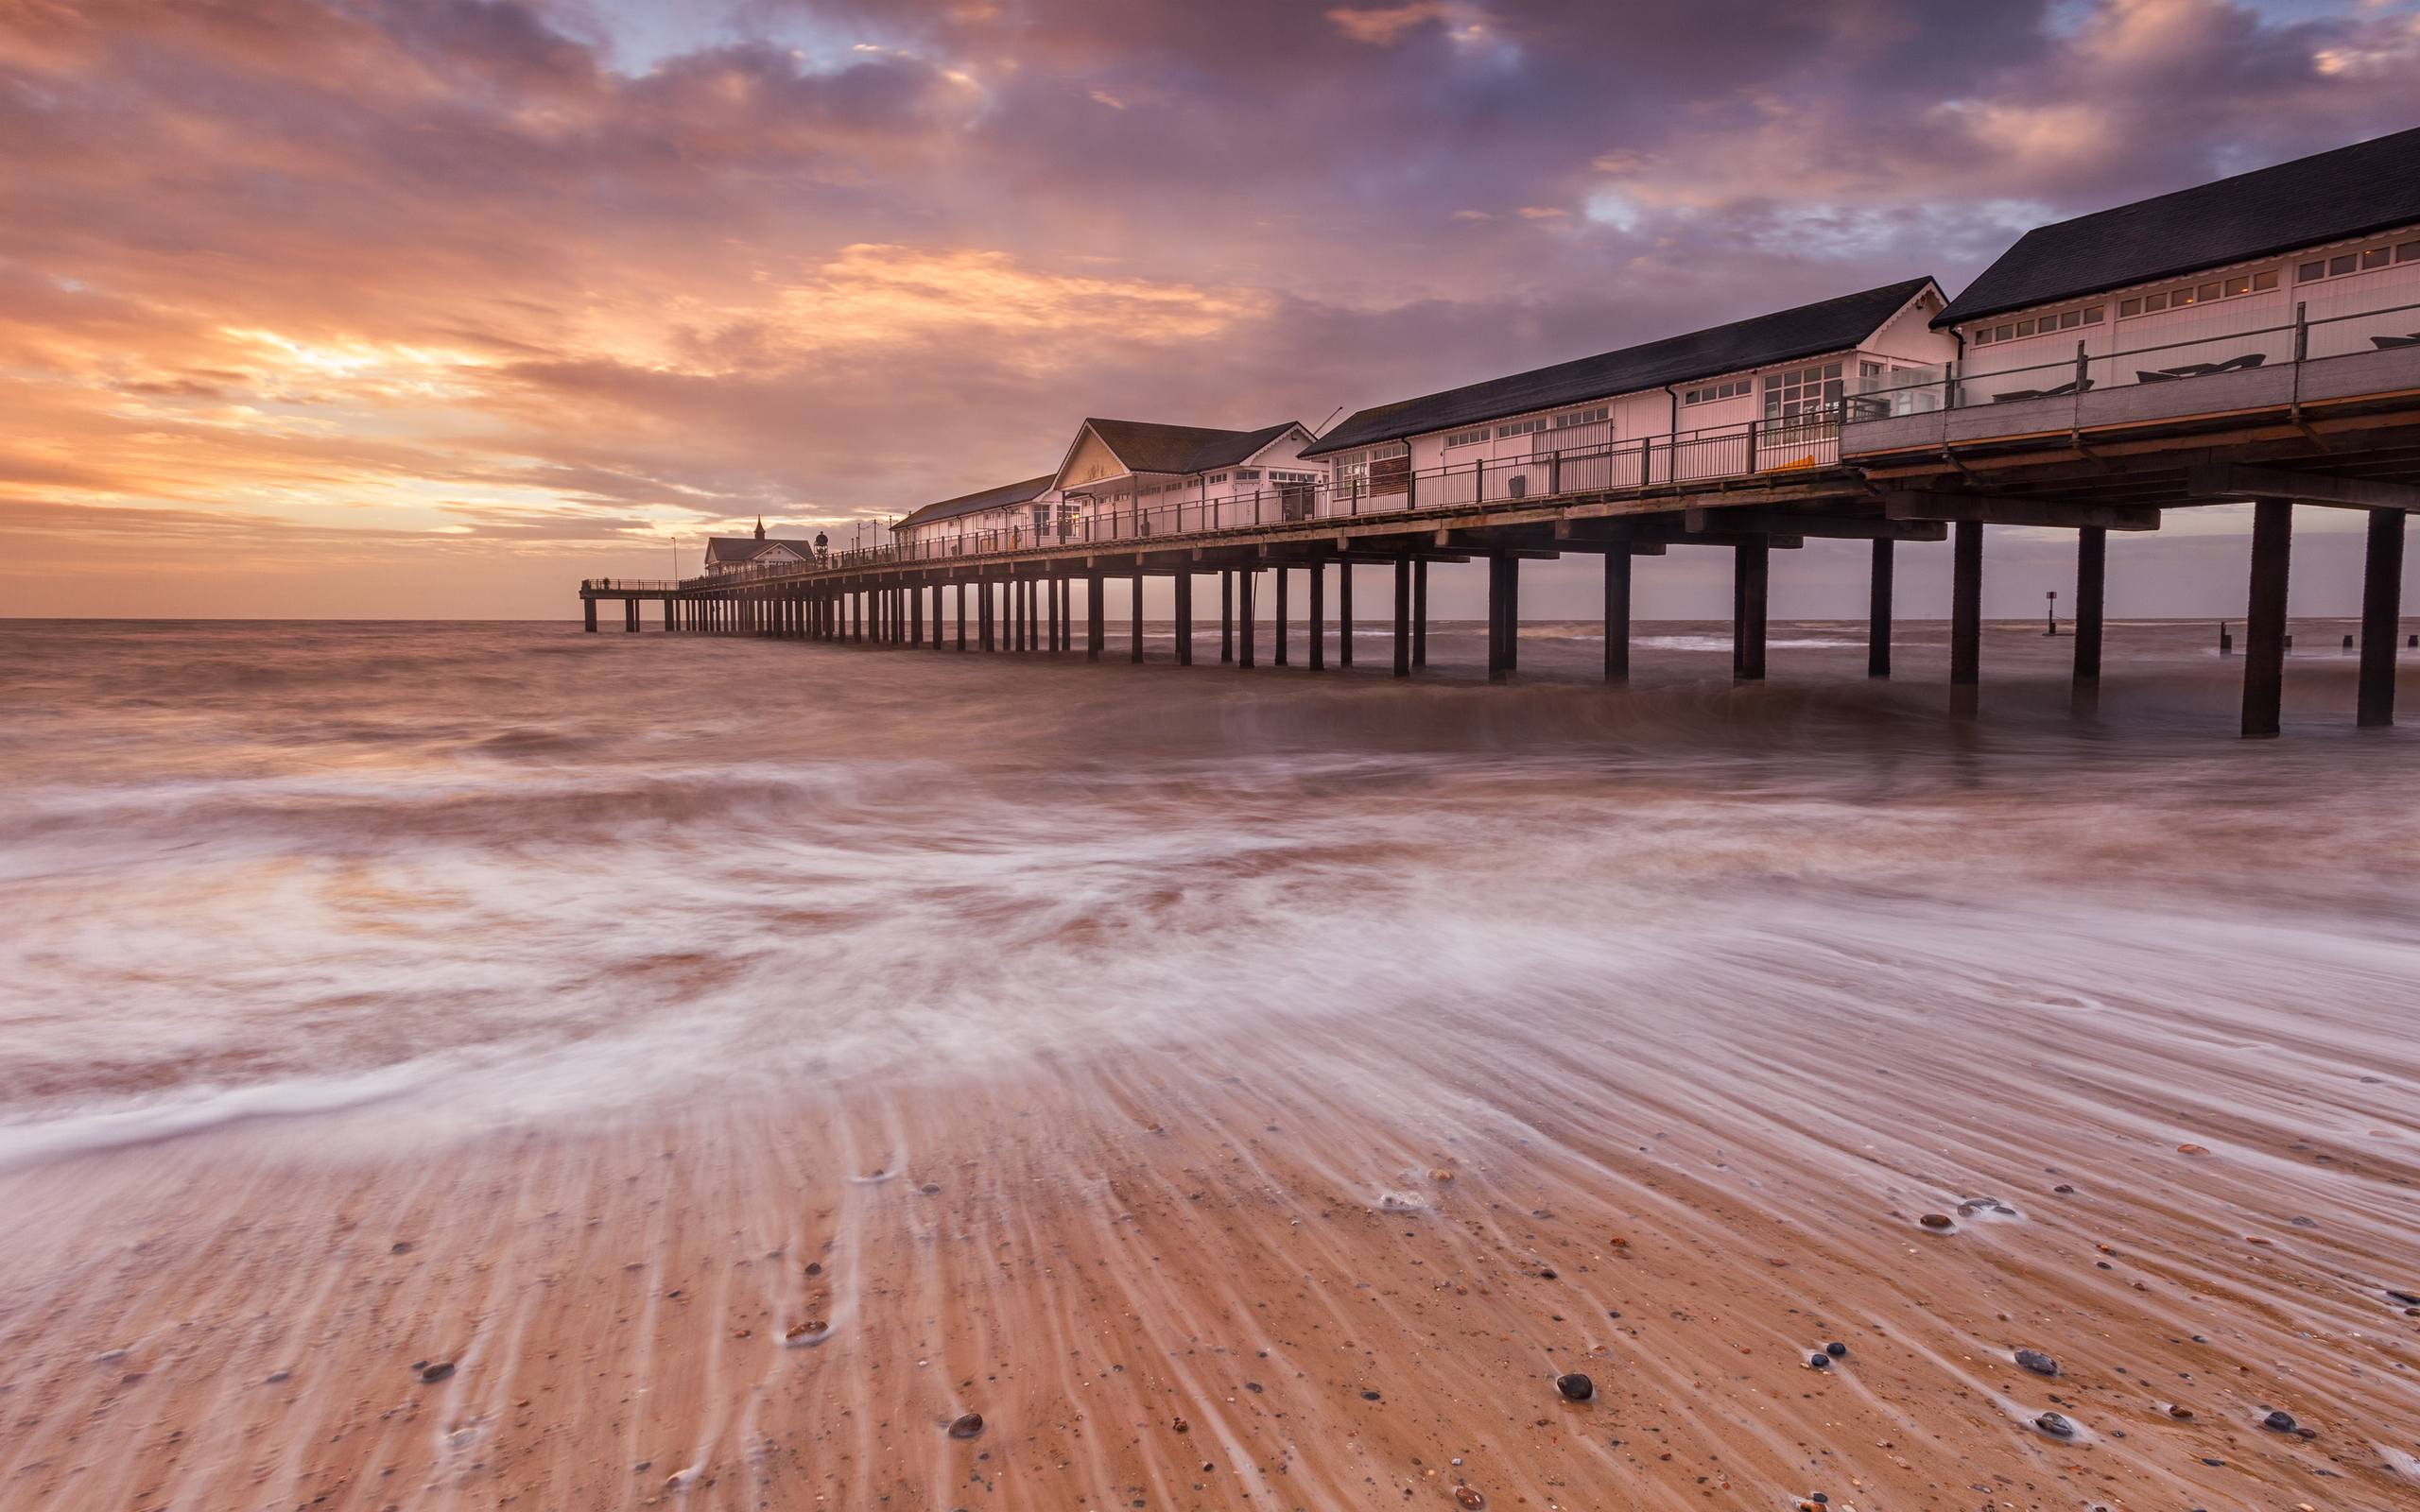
1082, 419, 1305, 477
893, 474, 1054, 532
1301, 278, 1938, 457
1937, 128, 2420, 327
703, 536, 822, 566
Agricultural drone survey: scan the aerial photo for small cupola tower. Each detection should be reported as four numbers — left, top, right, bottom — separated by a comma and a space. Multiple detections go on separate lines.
753, 516, 766, 541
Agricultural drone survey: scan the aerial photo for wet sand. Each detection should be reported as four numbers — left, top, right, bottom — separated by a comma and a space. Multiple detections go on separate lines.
3, 618, 2418, 1509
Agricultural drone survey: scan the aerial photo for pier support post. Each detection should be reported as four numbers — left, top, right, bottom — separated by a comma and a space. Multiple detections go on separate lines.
955, 582, 967, 651
1412, 560, 1428, 667
1732, 539, 1768, 681
1239, 571, 1257, 668
626, 598, 638, 632
1393, 558, 1412, 678
2242, 499, 2292, 738
1274, 564, 1289, 666
2073, 526, 2106, 713
1867, 539, 1893, 679
1085, 571, 1104, 662
1175, 570, 1194, 665
1340, 562, 1355, 668
665, 599, 675, 632
583, 597, 596, 632
1605, 549, 1631, 682
1131, 571, 1145, 663
1950, 520, 1982, 719
911, 582, 923, 646
2359, 507, 2403, 728
1308, 558, 1326, 671
1487, 554, 1520, 682
1220, 571, 1235, 663
1046, 575, 1060, 654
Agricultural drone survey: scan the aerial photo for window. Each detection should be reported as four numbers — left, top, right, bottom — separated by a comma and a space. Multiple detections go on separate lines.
1268, 470, 1318, 484
2117, 267, 2277, 318
1763, 361, 1842, 421
1973, 303, 2105, 343
1682, 377, 1752, 404
2401, 240, 2420, 263
1552, 405, 1609, 428
1235, 469, 1260, 481
1495, 418, 1547, 438
1860, 361, 1884, 377
1444, 427, 1489, 448
1206, 472, 1228, 485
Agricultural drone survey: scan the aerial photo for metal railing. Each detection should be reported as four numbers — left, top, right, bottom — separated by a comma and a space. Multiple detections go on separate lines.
1848, 291, 2420, 419
685, 412, 1845, 588
580, 578, 681, 592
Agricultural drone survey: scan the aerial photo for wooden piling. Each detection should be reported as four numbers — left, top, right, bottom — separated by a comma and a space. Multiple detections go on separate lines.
2242, 499, 2292, 738
1175, 570, 1194, 666
1866, 539, 1893, 679
2072, 525, 2105, 713
583, 597, 597, 632
1131, 572, 1145, 663
1239, 571, 1257, 668
1392, 558, 1412, 678
1274, 565, 1289, 666
1339, 563, 1355, 668
1950, 520, 1981, 719
1604, 550, 1631, 682
1086, 571, 1104, 662
2359, 507, 2403, 728
1220, 571, 1235, 663
1732, 539, 1768, 681
1412, 560, 1427, 667
1307, 558, 1326, 671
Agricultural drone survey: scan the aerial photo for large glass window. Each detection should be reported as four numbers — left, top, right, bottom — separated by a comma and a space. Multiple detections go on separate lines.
1763, 362, 1842, 421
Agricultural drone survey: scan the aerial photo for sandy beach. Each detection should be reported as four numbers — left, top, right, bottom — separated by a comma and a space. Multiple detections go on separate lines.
3, 619, 2417, 1510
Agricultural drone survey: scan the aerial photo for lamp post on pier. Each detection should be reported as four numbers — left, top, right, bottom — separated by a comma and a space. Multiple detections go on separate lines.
2045, 589, 2058, 636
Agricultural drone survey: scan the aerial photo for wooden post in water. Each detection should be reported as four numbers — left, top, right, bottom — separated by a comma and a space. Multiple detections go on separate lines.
1239, 571, 1257, 668
1307, 558, 1326, 671
1175, 570, 1194, 666
1604, 550, 1631, 682
1273, 565, 1290, 666
1220, 571, 1235, 663
1950, 520, 1982, 719
1412, 560, 1427, 667
2072, 526, 2106, 713
1733, 539, 1768, 681
583, 596, 597, 632
2359, 507, 2403, 728
1086, 571, 1104, 662
1393, 558, 1412, 678
1486, 555, 1513, 682
1130, 571, 1144, 663
955, 582, 967, 650
2242, 499, 2292, 738
1339, 562, 1355, 668
1867, 539, 1893, 679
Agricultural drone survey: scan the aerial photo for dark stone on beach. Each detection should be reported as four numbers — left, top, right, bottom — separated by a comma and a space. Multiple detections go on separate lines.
804, 1262, 822, 1277
1824, 1342, 1847, 1358
265, 1369, 290, 1384
1361, 1389, 1382, 1401
2034, 1412, 2074, 1438
390, 1241, 413, 1254
2166, 1404, 2193, 1419
1806, 1353, 1830, 1370
2052, 1184, 2075, 1194
1537, 1268, 1558, 1280
419, 1362, 455, 1383
921, 1183, 941, 1194
2014, 1349, 2060, 1377
1919, 1213, 1954, 1230
1555, 1373, 1593, 1401
2388, 1289, 2420, 1306
948, 1413, 984, 1439
2261, 1410, 2296, 1433
1170, 1417, 1189, 1433
1244, 1382, 1262, 1393
1453, 1487, 1486, 1509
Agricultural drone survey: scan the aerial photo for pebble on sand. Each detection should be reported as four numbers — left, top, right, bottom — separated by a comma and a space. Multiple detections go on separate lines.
1555, 1372, 1594, 1401
1918, 1213, 1954, 1230
1824, 1342, 1847, 1358
2034, 1411, 2075, 1438
947, 1413, 985, 1439
418, 1362, 456, 1383
2014, 1349, 2060, 1377
783, 1321, 828, 1346
1452, 1487, 1486, 1508
2261, 1409, 2297, 1433
1806, 1353, 1830, 1371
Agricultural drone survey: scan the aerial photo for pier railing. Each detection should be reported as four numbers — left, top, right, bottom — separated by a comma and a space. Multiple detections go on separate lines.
1844, 292, 2420, 422
687, 412, 1842, 587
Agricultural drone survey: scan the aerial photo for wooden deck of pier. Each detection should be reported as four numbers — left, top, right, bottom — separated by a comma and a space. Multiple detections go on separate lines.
581, 352, 2420, 738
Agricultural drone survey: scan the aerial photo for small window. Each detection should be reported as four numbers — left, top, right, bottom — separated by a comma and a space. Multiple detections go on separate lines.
2143, 293, 2168, 312
2398, 241, 2420, 264
2299, 260, 2326, 282
2118, 297, 2142, 318
1444, 428, 1489, 448
2360, 247, 2390, 270
1371, 441, 1409, 459
1860, 361, 1883, 376
2331, 253, 2358, 275
2198, 282, 2221, 301
2222, 274, 2250, 298
2253, 269, 2280, 290
1207, 472, 1228, 484
2014, 318, 2035, 336
1495, 418, 1547, 438
1235, 469, 1259, 481
1972, 327, 1996, 346
2083, 306, 2104, 323
2172, 286, 2197, 307
1994, 323, 2014, 341
1552, 405, 1609, 427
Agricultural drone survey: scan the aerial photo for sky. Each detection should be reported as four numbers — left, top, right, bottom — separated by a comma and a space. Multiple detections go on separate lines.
4, 0, 2418, 621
